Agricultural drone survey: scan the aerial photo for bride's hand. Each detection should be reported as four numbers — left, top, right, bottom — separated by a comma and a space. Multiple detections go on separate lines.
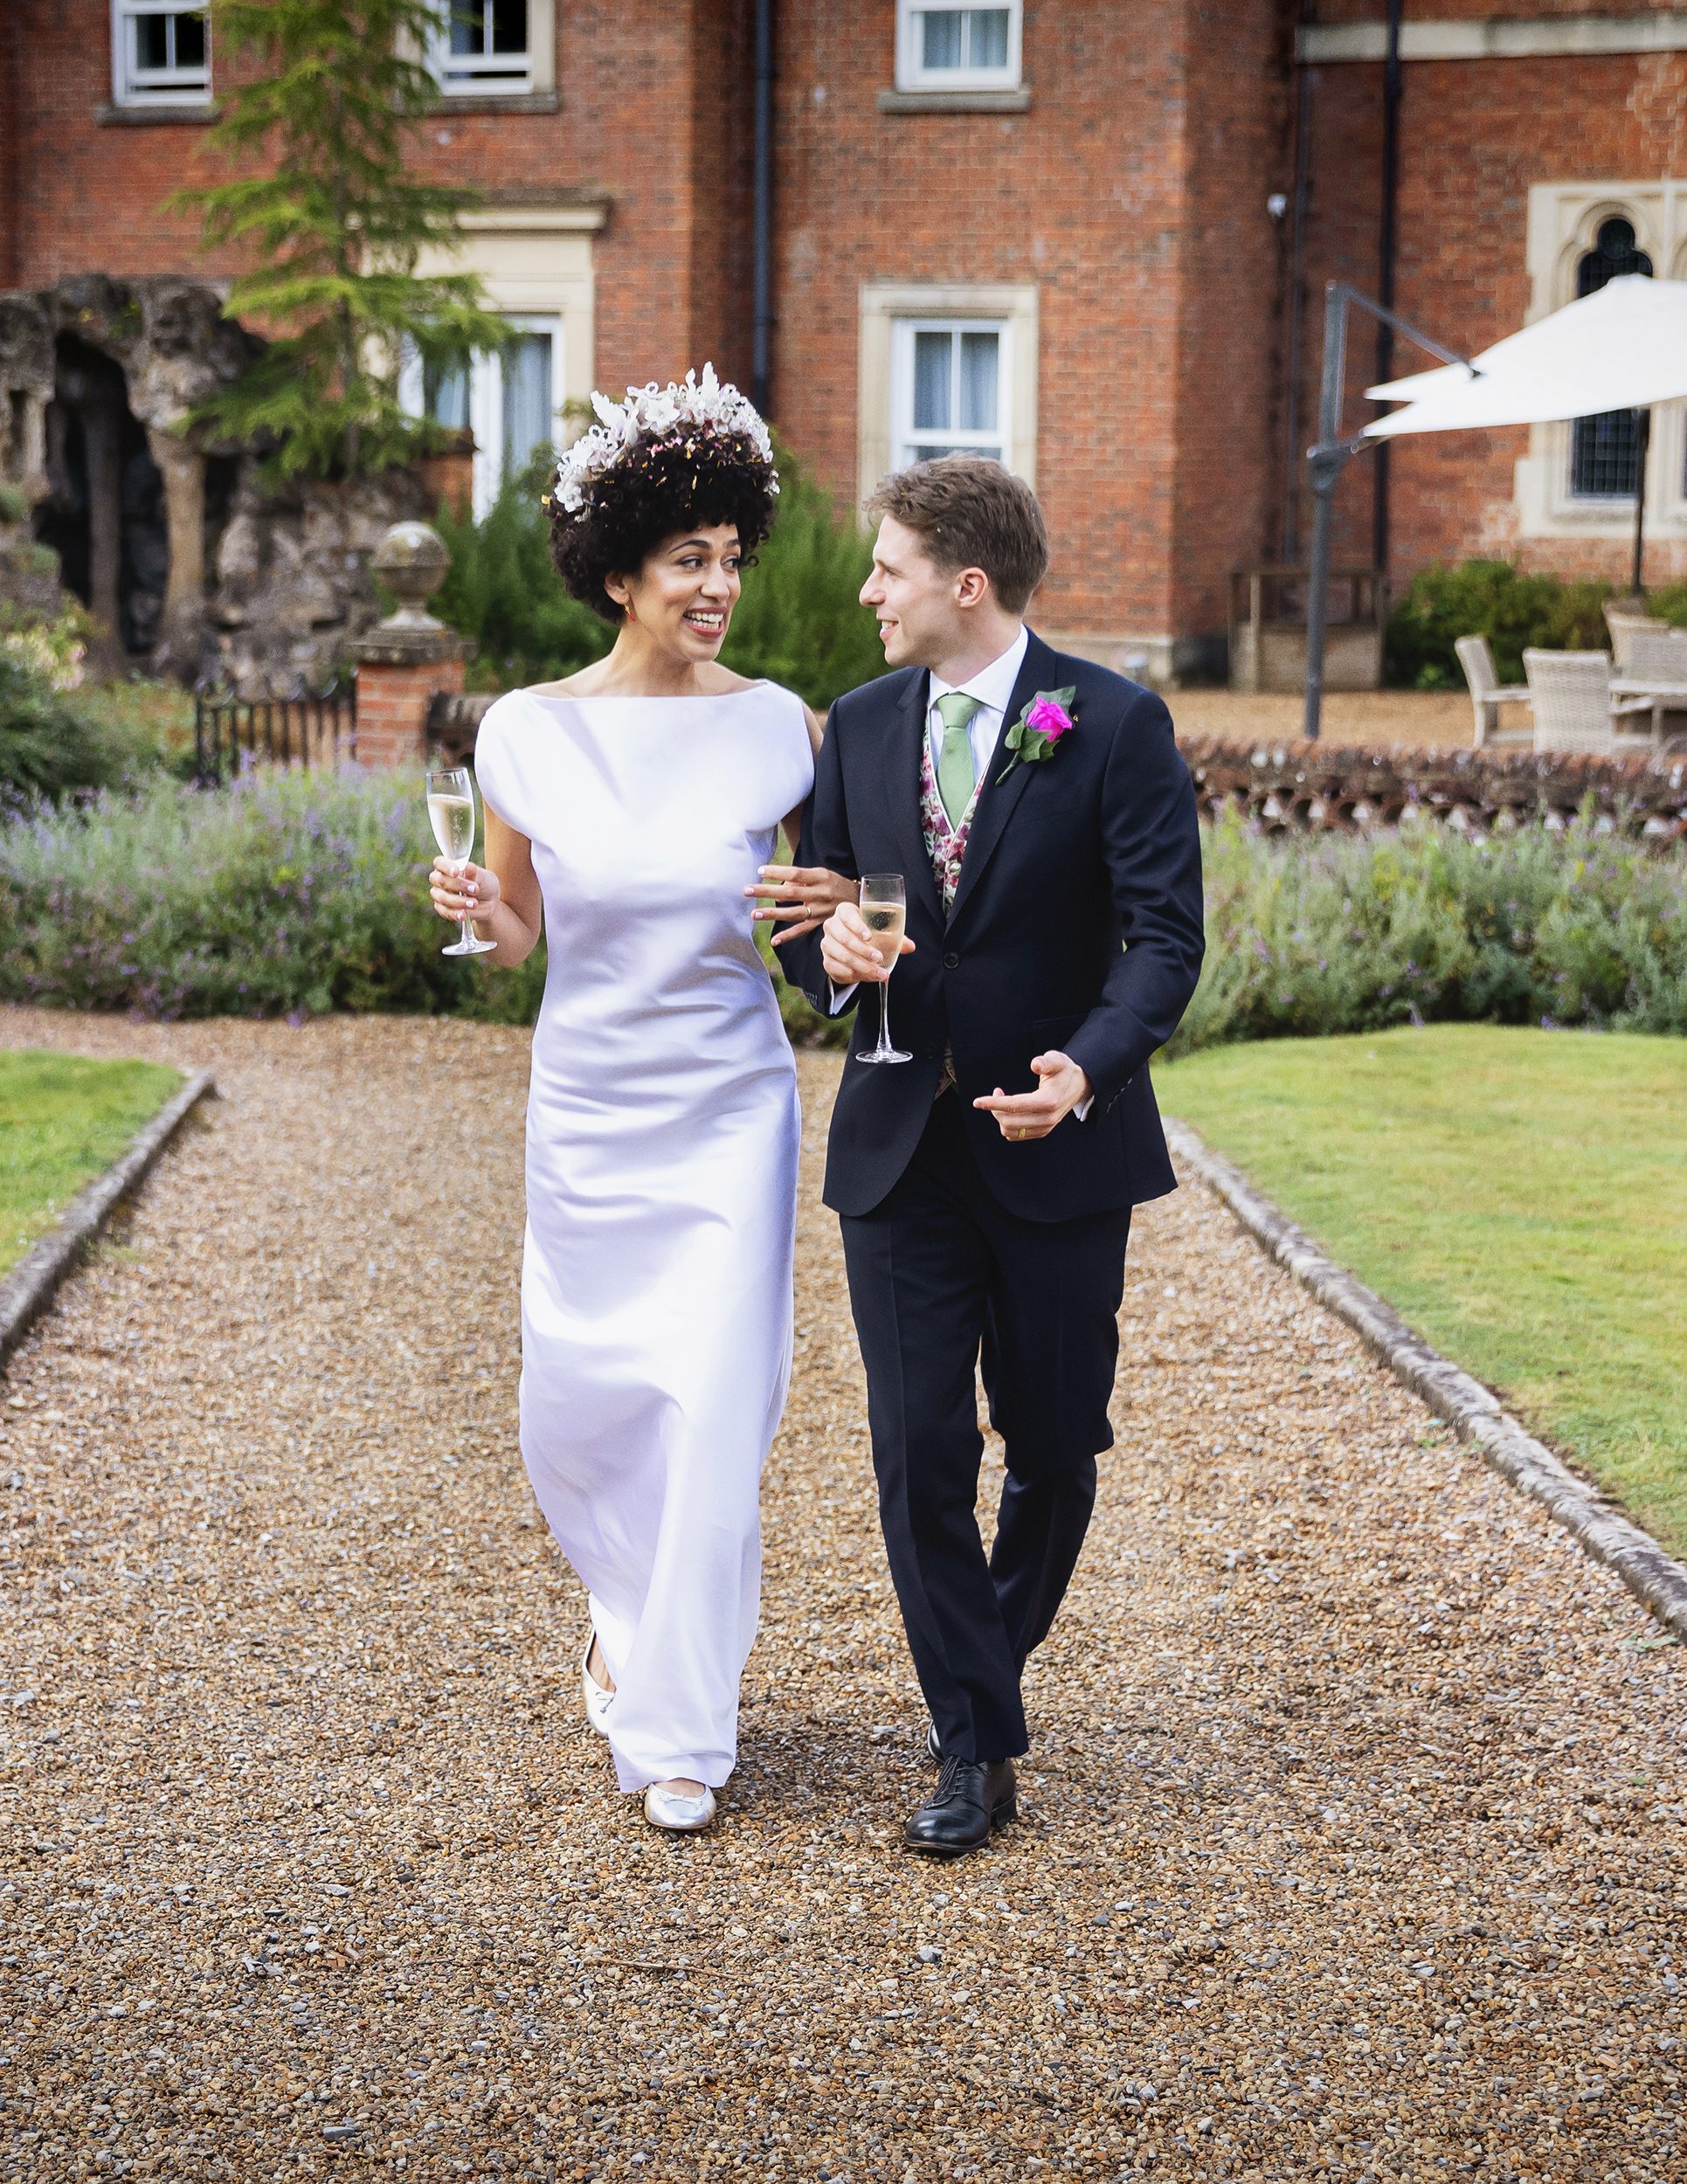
744, 864, 859, 945
430, 855, 501, 924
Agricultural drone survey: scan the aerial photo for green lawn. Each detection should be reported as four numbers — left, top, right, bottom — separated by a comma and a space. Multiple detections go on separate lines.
1159, 1026, 1687, 1557
0, 1050, 184, 1278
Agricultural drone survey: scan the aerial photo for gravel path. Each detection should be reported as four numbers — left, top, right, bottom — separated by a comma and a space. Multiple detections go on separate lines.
1172, 690, 1476, 752
1, 1007, 1682, 2183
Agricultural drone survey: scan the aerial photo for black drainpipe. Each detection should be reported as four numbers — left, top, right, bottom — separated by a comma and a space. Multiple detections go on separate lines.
1372, 0, 1404, 577
1281, 3, 1317, 562
751, 0, 776, 420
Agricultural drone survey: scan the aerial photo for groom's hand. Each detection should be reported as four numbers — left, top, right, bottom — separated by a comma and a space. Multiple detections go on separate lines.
820, 901, 914, 986
974, 1052, 1092, 1141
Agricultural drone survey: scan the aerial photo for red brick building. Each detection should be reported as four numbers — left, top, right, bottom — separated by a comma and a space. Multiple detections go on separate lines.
3, 3, 1687, 679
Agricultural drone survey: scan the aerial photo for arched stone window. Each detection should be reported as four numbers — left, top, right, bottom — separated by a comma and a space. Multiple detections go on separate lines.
1569, 217, 1654, 499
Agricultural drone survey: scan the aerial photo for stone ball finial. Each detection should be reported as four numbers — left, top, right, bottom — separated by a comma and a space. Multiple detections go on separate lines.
371, 520, 452, 629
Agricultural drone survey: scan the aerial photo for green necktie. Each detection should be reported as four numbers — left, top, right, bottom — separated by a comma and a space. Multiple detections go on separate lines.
935, 690, 982, 828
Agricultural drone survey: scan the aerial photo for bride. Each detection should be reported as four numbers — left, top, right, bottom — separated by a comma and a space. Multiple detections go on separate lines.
427, 369, 852, 1832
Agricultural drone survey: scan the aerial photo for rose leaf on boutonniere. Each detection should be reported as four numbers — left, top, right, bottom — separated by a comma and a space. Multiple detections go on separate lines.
996, 686, 1078, 784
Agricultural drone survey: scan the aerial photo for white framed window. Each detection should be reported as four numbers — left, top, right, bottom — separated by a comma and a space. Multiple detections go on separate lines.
892, 320, 1008, 467
895, 3, 1022, 93
111, 1, 211, 107
433, 0, 534, 96
405, 203, 603, 510
404, 314, 563, 519
859, 283, 1038, 508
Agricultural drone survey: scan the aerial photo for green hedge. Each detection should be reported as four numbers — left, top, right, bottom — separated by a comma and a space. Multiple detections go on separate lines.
1385, 559, 1611, 689
432, 446, 885, 712
4, 768, 1684, 1050
0, 642, 162, 804
1385, 557, 1687, 690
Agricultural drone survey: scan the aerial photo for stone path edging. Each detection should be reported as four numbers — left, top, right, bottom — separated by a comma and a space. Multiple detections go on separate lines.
1163, 1115, 1687, 1644
0, 1068, 215, 1377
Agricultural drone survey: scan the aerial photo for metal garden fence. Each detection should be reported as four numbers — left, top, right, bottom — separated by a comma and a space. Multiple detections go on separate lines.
192, 685, 357, 785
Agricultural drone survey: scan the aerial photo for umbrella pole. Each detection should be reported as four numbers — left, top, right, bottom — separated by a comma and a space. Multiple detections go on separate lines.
1303, 284, 1350, 742
1631, 407, 1651, 598
1302, 283, 1477, 742
1305, 465, 1337, 743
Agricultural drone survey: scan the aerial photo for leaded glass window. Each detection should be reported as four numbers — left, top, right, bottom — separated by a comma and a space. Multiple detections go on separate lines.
1569, 218, 1653, 501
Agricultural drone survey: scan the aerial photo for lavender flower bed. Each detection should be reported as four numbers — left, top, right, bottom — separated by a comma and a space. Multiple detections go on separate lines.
0, 764, 542, 1024
3, 771, 1684, 1046
1172, 808, 1687, 1054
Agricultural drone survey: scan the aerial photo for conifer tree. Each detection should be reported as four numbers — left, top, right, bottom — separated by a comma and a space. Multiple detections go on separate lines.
177, 0, 511, 479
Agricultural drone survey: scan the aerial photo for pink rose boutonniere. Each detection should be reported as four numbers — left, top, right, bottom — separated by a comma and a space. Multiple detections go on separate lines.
996, 685, 1077, 784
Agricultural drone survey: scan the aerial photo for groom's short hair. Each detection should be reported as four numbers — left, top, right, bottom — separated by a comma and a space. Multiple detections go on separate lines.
868, 456, 1048, 614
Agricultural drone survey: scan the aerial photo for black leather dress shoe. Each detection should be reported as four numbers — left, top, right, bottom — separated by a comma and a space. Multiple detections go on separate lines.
902, 1756, 1017, 1858
925, 1719, 942, 1763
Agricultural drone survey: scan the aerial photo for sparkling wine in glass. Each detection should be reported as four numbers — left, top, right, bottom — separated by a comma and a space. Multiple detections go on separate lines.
856, 873, 911, 1065
426, 766, 496, 958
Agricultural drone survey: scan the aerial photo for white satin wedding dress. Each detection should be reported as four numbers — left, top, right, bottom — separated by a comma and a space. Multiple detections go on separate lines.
474, 681, 813, 1793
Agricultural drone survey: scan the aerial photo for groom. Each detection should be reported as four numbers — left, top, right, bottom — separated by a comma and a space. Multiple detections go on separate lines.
781, 457, 1205, 1857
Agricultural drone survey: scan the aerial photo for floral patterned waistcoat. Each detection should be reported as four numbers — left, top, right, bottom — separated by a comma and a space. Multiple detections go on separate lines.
917, 730, 985, 1094
919, 728, 984, 916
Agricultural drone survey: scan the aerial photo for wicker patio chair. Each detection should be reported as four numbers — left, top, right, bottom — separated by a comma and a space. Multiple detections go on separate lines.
1454, 633, 1531, 748
1522, 649, 1655, 756
1607, 619, 1687, 737
1604, 606, 1673, 670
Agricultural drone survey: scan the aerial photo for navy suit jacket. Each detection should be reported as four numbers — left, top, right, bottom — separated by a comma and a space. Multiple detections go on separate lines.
782, 629, 1206, 1223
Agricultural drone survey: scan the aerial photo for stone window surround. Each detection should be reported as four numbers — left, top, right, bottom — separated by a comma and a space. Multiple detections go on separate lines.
1513, 183, 1687, 546
895, 1, 1024, 93
856, 281, 1038, 512
405, 200, 605, 499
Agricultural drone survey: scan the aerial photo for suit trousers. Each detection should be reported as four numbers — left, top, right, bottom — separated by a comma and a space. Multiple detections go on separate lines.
840, 1091, 1131, 1761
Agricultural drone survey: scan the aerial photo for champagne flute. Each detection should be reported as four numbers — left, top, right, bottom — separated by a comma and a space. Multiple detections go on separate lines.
426, 765, 496, 957
856, 873, 911, 1065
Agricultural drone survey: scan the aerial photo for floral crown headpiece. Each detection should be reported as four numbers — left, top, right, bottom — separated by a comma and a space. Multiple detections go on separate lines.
550, 363, 778, 516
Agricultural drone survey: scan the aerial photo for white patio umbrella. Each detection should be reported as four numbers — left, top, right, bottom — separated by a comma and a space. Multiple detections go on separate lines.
1302, 274, 1687, 738
1362, 274, 1687, 436
1363, 273, 1687, 598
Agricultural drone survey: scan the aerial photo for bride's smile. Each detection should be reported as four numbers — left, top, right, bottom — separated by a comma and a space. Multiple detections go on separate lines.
606, 524, 743, 667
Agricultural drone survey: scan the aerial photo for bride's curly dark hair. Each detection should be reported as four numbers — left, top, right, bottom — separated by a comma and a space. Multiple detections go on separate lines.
546, 427, 779, 623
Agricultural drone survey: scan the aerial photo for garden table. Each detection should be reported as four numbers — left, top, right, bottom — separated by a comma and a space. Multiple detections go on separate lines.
1609, 673, 1687, 742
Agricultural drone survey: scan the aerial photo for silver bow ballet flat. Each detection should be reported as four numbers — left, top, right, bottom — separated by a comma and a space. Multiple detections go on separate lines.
581, 1635, 614, 1737
642, 1783, 716, 1834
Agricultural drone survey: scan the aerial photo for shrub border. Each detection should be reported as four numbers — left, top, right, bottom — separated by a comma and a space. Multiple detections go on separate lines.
0, 1068, 216, 1377
1163, 1116, 1687, 1644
